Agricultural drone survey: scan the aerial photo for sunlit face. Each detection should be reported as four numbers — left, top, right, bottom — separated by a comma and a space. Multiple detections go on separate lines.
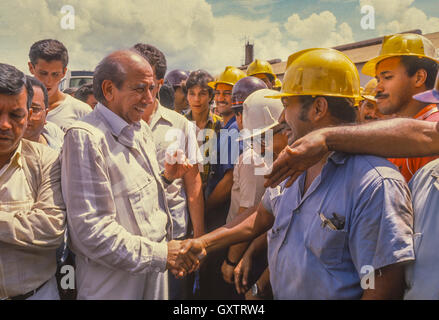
0, 89, 28, 159
375, 57, 414, 115
253, 73, 273, 89
281, 96, 312, 141
24, 86, 47, 139
29, 59, 66, 99
187, 85, 211, 115
359, 99, 384, 122
108, 58, 155, 124
214, 83, 233, 115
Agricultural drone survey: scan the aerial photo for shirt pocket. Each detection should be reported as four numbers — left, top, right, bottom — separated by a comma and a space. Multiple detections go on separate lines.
127, 178, 160, 238
305, 215, 347, 266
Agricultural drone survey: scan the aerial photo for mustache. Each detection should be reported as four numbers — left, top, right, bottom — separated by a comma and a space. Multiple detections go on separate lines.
0, 130, 13, 138
375, 93, 389, 99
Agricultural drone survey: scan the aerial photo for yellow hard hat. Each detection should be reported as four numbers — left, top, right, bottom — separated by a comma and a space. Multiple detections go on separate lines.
246, 59, 276, 78
362, 33, 439, 77
274, 77, 282, 89
362, 78, 377, 102
208, 66, 246, 89
266, 48, 361, 104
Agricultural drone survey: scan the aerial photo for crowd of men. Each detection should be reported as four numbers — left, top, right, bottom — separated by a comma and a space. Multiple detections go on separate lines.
1, 32, 439, 300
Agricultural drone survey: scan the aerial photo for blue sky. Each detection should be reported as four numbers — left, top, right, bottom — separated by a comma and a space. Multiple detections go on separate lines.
1, 0, 438, 75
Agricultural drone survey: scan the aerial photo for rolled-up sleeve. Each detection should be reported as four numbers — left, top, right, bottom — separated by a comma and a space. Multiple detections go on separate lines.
0, 150, 66, 250
350, 178, 415, 275
61, 129, 168, 274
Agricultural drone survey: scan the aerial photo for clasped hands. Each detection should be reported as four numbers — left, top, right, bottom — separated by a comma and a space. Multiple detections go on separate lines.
166, 239, 207, 278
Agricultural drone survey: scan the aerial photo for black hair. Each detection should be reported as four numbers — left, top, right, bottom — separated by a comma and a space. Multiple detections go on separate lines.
75, 83, 94, 103
26, 76, 48, 109
132, 43, 167, 80
0, 63, 33, 110
183, 69, 214, 102
299, 95, 357, 124
29, 39, 69, 68
93, 54, 127, 105
400, 56, 439, 90
63, 87, 78, 95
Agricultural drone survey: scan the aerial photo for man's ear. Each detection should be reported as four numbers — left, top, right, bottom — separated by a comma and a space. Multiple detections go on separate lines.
310, 97, 328, 122
101, 80, 115, 102
28, 62, 35, 75
62, 67, 68, 78
413, 68, 428, 89
27, 108, 33, 121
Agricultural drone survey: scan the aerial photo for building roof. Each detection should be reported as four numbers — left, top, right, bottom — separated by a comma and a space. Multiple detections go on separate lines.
269, 30, 439, 77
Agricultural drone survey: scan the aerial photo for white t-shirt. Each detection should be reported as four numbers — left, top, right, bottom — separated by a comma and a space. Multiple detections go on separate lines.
226, 148, 269, 224
46, 94, 92, 132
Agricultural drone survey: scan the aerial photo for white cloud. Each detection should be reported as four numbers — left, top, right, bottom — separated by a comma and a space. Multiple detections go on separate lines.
0, 1, 354, 77
359, 0, 439, 35
284, 11, 354, 48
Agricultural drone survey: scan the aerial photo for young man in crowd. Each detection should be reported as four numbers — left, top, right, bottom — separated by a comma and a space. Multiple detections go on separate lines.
28, 39, 91, 131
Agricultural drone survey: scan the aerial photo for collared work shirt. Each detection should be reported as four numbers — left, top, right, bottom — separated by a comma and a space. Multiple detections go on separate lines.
0, 140, 66, 298
148, 102, 202, 238
61, 103, 172, 299
405, 158, 439, 299
388, 104, 439, 182
185, 110, 222, 185
261, 152, 414, 300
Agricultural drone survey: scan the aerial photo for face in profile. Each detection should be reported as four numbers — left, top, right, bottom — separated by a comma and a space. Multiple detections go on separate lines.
0, 89, 28, 157
24, 85, 47, 140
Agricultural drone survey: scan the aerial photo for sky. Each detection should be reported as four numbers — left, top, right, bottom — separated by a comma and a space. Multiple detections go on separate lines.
1, 0, 438, 76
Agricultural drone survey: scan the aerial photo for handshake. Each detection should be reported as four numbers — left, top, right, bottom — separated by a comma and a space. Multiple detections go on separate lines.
166, 239, 207, 278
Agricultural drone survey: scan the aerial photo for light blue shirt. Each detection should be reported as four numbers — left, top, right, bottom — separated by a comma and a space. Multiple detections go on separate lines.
405, 158, 439, 299
262, 152, 414, 300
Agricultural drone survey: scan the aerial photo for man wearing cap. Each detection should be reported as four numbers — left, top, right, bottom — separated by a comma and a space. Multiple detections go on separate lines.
180, 48, 414, 299
165, 69, 190, 114
246, 59, 277, 89
359, 78, 386, 123
222, 89, 287, 299
265, 33, 439, 186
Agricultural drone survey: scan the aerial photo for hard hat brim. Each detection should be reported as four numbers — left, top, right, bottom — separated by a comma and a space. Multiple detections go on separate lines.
413, 89, 439, 104
361, 94, 377, 102
207, 81, 234, 89
237, 121, 279, 142
362, 53, 439, 77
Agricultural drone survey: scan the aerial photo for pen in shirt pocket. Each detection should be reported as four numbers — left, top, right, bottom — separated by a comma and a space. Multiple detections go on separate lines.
319, 212, 345, 231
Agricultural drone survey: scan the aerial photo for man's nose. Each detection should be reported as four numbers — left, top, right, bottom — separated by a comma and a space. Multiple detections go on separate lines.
0, 113, 12, 130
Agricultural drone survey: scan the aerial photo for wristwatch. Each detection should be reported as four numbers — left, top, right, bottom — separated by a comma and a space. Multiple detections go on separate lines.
251, 282, 260, 297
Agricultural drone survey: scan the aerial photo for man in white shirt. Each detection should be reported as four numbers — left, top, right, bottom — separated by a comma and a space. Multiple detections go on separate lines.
28, 39, 91, 132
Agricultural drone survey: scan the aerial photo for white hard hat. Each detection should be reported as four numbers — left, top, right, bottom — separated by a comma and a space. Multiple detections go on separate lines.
239, 89, 284, 141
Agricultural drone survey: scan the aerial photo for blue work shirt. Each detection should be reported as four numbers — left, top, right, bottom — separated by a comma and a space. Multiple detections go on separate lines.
205, 116, 242, 197
405, 158, 439, 299
261, 152, 414, 300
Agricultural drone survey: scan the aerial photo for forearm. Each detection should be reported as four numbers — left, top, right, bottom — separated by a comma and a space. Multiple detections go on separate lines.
361, 263, 407, 300
246, 232, 267, 258
324, 118, 439, 157
206, 170, 233, 211
184, 168, 205, 237
200, 204, 274, 254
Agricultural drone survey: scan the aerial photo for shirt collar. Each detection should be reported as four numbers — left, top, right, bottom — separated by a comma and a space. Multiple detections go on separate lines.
223, 115, 236, 129
95, 102, 131, 137
0, 141, 22, 174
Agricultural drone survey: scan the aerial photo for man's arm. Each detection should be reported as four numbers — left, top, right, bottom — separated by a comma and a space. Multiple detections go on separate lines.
180, 202, 274, 260
183, 165, 205, 238
265, 118, 439, 188
0, 149, 65, 249
205, 169, 233, 211
361, 263, 407, 300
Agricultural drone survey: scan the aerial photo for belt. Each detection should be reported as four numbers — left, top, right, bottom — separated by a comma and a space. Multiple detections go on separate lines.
7, 280, 48, 300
